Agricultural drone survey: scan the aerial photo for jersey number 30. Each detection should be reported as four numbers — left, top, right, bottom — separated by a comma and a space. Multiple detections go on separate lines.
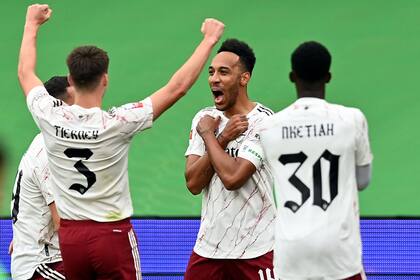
64, 148, 96, 195
279, 150, 339, 213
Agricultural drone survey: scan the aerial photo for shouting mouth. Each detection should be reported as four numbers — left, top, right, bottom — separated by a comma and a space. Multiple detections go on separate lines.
212, 90, 224, 105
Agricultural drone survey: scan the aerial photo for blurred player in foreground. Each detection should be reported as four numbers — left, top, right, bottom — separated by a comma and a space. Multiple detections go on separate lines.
18, 4, 224, 279
10, 76, 73, 280
184, 39, 276, 280
0, 142, 5, 205
255, 41, 372, 279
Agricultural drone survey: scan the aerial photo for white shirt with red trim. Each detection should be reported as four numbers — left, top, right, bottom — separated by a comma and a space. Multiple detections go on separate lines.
185, 103, 276, 259
257, 98, 373, 279
26, 86, 153, 222
10, 134, 61, 280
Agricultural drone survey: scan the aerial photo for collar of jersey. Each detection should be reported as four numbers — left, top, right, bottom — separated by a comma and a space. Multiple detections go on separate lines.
219, 102, 260, 120
71, 104, 102, 112
294, 97, 327, 105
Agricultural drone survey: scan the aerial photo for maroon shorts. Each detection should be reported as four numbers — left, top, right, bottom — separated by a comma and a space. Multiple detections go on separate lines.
31, 261, 65, 280
344, 273, 364, 280
58, 218, 141, 280
184, 251, 274, 280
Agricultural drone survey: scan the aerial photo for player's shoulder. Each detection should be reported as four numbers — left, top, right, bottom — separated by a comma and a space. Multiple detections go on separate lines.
328, 102, 367, 121
192, 106, 220, 120
324, 100, 360, 114
20, 133, 47, 169
27, 133, 45, 154
254, 103, 274, 117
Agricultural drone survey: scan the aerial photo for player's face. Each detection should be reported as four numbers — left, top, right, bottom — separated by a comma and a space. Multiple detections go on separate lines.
208, 52, 243, 111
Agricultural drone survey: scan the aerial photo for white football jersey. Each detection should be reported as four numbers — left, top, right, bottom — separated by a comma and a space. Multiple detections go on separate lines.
27, 86, 153, 222
10, 134, 62, 280
185, 103, 276, 259
258, 98, 373, 279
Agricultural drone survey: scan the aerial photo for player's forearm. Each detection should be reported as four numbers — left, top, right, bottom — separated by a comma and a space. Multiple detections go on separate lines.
166, 38, 217, 97
202, 132, 241, 190
185, 154, 215, 195
185, 135, 230, 194
356, 164, 372, 191
18, 23, 42, 96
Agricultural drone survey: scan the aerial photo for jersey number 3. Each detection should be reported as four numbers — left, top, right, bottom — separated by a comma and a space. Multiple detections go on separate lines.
279, 150, 339, 213
64, 148, 96, 195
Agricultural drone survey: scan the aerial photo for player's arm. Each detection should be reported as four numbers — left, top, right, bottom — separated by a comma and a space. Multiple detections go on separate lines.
18, 4, 52, 96
185, 114, 248, 194
149, 19, 224, 121
185, 134, 229, 195
356, 164, 372, 191
8, 240, 13, 255
48, 202, 60, 232
355, 109, 373, 191
196, 115, 255, 190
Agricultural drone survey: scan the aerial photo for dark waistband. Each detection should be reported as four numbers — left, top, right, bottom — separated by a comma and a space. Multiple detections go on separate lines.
60, 218, 131, 227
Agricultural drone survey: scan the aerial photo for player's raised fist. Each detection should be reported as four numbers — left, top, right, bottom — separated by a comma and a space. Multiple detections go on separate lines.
201, 18, 224, 45
25, 4, 52, 26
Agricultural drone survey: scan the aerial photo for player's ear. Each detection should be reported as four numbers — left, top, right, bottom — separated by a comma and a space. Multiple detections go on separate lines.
103, 73, 109, 87
240, 72, 251, 87
289, 71, 296, 83
325, 72, 331, 84
67, 74, 75, 87
66, 86, 75, 105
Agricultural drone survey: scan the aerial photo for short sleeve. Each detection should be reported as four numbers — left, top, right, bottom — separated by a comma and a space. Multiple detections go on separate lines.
111, 97, 154, 137
238, 132, 265, 169
185, 112, 205, 157
355, 110, 373, 166
26, 85, 62, 129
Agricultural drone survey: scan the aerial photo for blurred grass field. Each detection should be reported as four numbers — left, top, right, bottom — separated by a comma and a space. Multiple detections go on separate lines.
0, 0, 419, 216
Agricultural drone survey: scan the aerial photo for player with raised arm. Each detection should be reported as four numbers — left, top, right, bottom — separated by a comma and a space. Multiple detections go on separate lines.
184, 39, 276, 280
255, 41, 372, 280
10, 76, 73, 280
18, 4, 224, 279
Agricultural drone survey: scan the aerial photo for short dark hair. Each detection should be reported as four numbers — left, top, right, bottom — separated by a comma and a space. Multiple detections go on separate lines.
66, 46, 109, 90
217, 39, 256, 74
44, 76, 69, 99
291, 41, 331, 82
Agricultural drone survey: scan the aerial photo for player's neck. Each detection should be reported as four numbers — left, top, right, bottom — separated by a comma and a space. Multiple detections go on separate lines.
297, 90, 325, 99
73, 90, 103, 109
296, 82, 326, 99
224, 95, 256, 118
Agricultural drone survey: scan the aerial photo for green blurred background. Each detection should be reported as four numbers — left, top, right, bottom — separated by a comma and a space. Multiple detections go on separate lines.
0, 0, 419, 217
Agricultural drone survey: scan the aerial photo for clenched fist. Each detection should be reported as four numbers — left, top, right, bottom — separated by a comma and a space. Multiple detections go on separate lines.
197, 115, 221, 137
25, 4, 52, 27
201, 18, 225, 45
